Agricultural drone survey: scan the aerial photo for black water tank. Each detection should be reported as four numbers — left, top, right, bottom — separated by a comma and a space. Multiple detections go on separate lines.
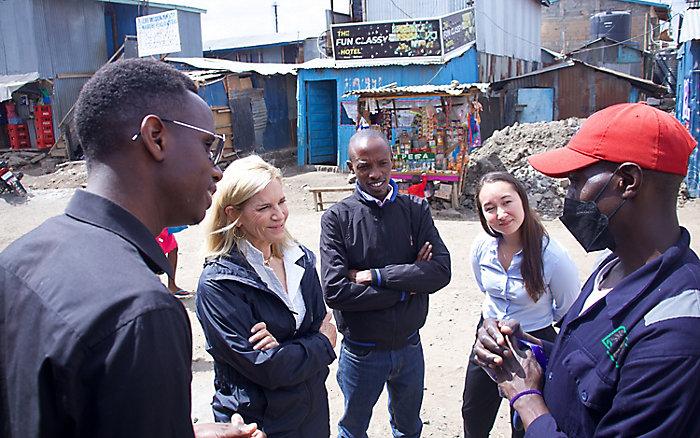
590, 11, 631, 42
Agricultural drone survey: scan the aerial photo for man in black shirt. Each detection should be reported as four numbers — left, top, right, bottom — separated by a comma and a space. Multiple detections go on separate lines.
0, 59, 264, 437
321, 130, 451, 437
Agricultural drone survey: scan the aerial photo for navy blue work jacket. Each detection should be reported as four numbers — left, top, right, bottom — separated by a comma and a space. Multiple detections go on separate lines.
196, 245, 335, 438
528, 228, 700, 437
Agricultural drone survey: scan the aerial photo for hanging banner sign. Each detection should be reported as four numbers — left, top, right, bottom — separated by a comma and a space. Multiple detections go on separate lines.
441, 8, 476, 55
333, 19, 442, 60
332, 8, 475, 61
136, 10, 182, 57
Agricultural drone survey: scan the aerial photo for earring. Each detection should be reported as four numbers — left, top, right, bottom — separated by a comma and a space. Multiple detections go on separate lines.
233, 226, 245, 239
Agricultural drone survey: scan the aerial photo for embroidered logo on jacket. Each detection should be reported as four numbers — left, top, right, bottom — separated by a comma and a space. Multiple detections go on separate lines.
601, 325, 628, 368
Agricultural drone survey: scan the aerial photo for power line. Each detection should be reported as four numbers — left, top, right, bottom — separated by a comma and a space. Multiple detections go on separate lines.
473, 8, 542, 50
474, 8, 680, 57
389, 0, 413, 19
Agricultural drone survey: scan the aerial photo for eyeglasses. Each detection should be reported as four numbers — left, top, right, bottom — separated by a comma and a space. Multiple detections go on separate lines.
131, 118, 225, 165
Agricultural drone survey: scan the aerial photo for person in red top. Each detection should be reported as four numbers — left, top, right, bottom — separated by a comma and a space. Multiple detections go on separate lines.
156, 226, 193, 298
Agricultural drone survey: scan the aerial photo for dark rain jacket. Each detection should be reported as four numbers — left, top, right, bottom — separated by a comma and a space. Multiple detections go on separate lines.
195, 244, 336, 438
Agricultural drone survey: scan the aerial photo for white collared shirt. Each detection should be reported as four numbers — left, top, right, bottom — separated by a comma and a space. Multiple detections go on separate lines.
240, 240, 307, 330
579, 257, 622, 316
357, 183, 394, 207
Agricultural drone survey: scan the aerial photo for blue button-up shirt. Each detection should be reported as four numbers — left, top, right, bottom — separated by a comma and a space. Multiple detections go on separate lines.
471, 233, 580, 332
527, 228, 700, 437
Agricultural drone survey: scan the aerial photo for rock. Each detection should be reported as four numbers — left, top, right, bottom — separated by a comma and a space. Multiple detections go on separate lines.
462, 117, 584, 218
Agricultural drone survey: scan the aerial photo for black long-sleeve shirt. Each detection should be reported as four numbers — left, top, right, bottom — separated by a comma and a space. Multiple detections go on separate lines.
320, 187, 451, 349
0, 190, 194, 438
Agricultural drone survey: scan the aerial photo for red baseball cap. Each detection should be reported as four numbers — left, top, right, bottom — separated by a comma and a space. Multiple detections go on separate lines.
528, 103, 698, 178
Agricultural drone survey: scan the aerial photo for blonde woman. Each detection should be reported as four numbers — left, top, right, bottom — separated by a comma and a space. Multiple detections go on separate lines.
196, 156, 337, 438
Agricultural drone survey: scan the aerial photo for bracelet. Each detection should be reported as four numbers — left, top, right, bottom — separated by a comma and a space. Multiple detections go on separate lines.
509, 389, 543, 409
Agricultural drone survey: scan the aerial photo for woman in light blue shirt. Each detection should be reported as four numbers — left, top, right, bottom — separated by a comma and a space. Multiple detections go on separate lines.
462, 172, 579, 438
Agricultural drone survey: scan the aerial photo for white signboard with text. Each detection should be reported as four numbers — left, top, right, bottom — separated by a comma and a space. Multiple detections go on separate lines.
136, 10, 181, 57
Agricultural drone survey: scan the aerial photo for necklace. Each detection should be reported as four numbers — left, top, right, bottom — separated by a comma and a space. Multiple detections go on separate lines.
264, 255, 273, 266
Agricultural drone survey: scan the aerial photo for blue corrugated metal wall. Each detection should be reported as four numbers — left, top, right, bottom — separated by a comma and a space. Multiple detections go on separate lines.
33, 0, 107, 78
257, 75, 292, 150
0, 1, 39, 75
677, 40, 700, 197
2, 0, 203, 144
197, 80, 229, 107
297, 46, 479, 169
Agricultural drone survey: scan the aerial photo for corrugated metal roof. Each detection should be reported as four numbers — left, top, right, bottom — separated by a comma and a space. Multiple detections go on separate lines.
617, 0, 670, 10
298, 41, 475, 70
96, 0, 206, 14
570, 36, 651, 55
492, 58, 667, 94
680, 8, 700, 42
178, 70, 228, 84
204, 31, 319, 52
166, 57, 297, 76
342, 80, 489, 98
542, 47, 565, 59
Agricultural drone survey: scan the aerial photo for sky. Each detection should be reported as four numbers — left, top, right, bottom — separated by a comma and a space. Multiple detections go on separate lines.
183, 0, 350, 43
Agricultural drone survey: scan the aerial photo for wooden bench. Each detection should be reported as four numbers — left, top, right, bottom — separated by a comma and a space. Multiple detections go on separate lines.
307, 186, 354, 211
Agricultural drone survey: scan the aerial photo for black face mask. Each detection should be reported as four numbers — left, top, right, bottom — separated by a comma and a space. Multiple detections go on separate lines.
560, 171, 626, 253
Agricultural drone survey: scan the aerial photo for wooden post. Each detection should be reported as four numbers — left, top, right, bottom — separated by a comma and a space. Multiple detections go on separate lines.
451, 182, 459, 209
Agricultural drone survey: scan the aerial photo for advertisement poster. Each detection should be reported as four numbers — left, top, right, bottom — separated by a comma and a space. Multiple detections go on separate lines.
331, 8, 475, 61
441, 8, 475, 55
136, 10, 182, 57
332, 19, 442, 60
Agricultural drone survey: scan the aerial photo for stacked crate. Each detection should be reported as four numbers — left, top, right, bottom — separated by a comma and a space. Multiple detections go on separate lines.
34, 104, 54, 149
4, 102, 29, 150
7, 124, 30, 149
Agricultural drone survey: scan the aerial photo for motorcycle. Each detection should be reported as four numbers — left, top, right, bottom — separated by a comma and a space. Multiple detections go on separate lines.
0, 160, 27, 197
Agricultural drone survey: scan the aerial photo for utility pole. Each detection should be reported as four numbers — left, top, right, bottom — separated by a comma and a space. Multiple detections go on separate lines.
273, 2, 279, 33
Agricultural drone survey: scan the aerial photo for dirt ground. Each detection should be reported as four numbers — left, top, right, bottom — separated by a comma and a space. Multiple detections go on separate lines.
3, 169, 700, 438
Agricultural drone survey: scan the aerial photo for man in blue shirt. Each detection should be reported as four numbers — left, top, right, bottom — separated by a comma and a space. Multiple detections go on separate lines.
472, 103, 700, 436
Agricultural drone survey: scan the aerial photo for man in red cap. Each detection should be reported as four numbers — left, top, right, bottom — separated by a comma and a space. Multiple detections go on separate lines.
472, 103, 700, 436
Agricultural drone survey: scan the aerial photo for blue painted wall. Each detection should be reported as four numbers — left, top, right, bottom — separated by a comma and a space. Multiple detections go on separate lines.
256, 75, 293, 151
104, 4, 203, 58
297, 46, 479, 169
676, 40, 700, 197
197, 80, 229, 107
188, 70, 294, 151
517, 88, 554, 123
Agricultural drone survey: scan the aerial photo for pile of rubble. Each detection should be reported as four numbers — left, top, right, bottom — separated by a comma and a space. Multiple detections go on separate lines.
462, 118, 583, 218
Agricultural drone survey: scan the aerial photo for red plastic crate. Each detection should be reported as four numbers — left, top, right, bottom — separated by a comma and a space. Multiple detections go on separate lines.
36, 131, 55, 143
36, 139, 53, 149
6, 123, 28, 136
9, 136, 30, 150
34, 105, 52, 118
